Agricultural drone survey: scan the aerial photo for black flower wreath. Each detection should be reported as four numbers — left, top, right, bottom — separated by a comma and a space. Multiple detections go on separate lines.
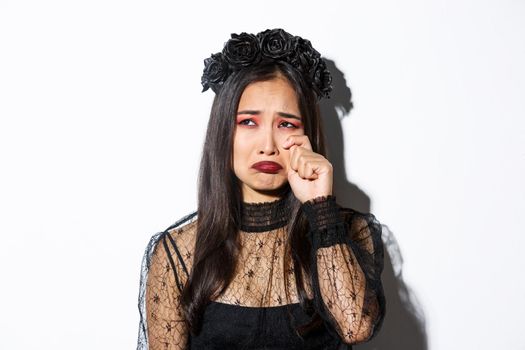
201, 29, 332, 99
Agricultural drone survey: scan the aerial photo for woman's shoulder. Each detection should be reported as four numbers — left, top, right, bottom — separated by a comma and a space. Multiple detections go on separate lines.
145, 211, 198, 274
148, 211, 198, 244
165, 212, 198, 255
137, 212, 199, 318
164, 210, 198, 237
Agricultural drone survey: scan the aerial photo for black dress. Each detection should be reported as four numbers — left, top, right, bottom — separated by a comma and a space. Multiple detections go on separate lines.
137, 196, 385, 349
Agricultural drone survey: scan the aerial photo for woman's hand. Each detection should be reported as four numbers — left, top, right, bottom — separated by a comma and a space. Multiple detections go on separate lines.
282, 135, 333, 203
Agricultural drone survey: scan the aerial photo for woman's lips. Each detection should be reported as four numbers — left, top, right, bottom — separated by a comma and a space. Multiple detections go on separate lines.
251, 161, 283, 174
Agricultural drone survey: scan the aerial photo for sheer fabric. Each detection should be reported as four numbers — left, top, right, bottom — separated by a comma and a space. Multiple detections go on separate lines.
137, 196, 385, 349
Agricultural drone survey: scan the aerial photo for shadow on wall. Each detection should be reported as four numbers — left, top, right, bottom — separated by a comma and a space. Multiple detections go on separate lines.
321, 59, 428, 350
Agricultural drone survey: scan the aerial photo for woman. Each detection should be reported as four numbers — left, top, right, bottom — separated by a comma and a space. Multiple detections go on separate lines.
137, 29, 385, 349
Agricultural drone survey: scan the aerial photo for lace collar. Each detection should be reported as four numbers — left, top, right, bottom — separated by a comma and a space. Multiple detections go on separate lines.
240, 196, 290, 233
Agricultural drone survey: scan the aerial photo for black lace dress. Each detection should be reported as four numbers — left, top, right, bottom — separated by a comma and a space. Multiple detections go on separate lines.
137, 196, 385, 349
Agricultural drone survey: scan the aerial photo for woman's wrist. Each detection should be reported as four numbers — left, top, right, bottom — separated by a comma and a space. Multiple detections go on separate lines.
301, 195, 348, 249
301, 195, 345, 232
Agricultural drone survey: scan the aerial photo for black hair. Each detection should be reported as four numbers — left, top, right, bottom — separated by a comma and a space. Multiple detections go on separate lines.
181, 60, 326, 336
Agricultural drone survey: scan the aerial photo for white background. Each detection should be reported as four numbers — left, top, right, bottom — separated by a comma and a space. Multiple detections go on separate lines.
1, 0, 524, 349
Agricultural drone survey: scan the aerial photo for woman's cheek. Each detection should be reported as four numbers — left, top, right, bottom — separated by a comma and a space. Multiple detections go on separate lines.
234, 132, 252, 148
280, 145, 293, 171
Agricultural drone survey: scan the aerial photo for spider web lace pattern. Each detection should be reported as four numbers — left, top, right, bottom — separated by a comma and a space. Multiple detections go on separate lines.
136, 212, 197, 350
136, 196, 385, 348
302, 196, 386, 344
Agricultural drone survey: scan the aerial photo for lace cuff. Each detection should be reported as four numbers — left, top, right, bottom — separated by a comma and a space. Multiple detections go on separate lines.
301, 195, 347, 249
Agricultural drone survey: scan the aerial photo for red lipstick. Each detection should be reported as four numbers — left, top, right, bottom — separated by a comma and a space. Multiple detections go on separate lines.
251, 161, 283, 174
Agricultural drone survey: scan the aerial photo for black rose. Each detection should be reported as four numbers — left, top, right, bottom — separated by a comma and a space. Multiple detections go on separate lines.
312, 60, 333, 98
222, 32, 260, 68
258, 28, 294, 60
200, 29, 332, 99
290, 37, 321, 76
201, 53, 230, 93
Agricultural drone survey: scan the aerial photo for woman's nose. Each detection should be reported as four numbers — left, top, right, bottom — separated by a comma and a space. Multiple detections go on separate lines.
258, 128, 278, 155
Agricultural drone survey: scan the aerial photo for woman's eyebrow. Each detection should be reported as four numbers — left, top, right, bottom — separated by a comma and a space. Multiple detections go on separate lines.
277, 112, 302, 121
237, 110, 302, 121
237, 110, 259, 116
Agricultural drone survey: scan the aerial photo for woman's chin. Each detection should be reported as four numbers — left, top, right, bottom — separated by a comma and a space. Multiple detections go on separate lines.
253, 177, 288, 191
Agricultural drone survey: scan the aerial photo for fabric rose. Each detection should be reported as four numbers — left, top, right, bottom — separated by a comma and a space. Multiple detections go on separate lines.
258, 29, 294, 60
290, 37, 321, 76
200, 28, 333, 99
201, 53, 230, 93
312, 60, 332, 98
222, 32, 261, 68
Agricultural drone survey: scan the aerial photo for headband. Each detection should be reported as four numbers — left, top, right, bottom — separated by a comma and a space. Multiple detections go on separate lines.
200, 28, 332, 99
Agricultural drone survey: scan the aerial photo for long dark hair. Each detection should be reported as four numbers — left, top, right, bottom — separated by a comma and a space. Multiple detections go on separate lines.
181, 60, 327, 336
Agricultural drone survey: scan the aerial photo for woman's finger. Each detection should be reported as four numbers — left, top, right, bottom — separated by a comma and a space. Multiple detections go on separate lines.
301, 159, 329, 179
282, 135, 313, 151
290, 147, 323, 171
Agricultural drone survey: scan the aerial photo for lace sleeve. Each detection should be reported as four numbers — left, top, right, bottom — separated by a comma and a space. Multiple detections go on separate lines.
137, 231, 189, 350
301, 196, 386, 345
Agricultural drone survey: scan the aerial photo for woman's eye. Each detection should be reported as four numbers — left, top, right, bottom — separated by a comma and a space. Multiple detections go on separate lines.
279, 121, 297, 129
239, 119, 256, 126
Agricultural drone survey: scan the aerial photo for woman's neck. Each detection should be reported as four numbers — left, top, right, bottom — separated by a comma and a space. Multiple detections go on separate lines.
240, 195, 290, 232
241, 185, 290, 204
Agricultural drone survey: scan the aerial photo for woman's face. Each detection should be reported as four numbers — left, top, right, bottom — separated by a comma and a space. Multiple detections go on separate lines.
233, 75, 305, 203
